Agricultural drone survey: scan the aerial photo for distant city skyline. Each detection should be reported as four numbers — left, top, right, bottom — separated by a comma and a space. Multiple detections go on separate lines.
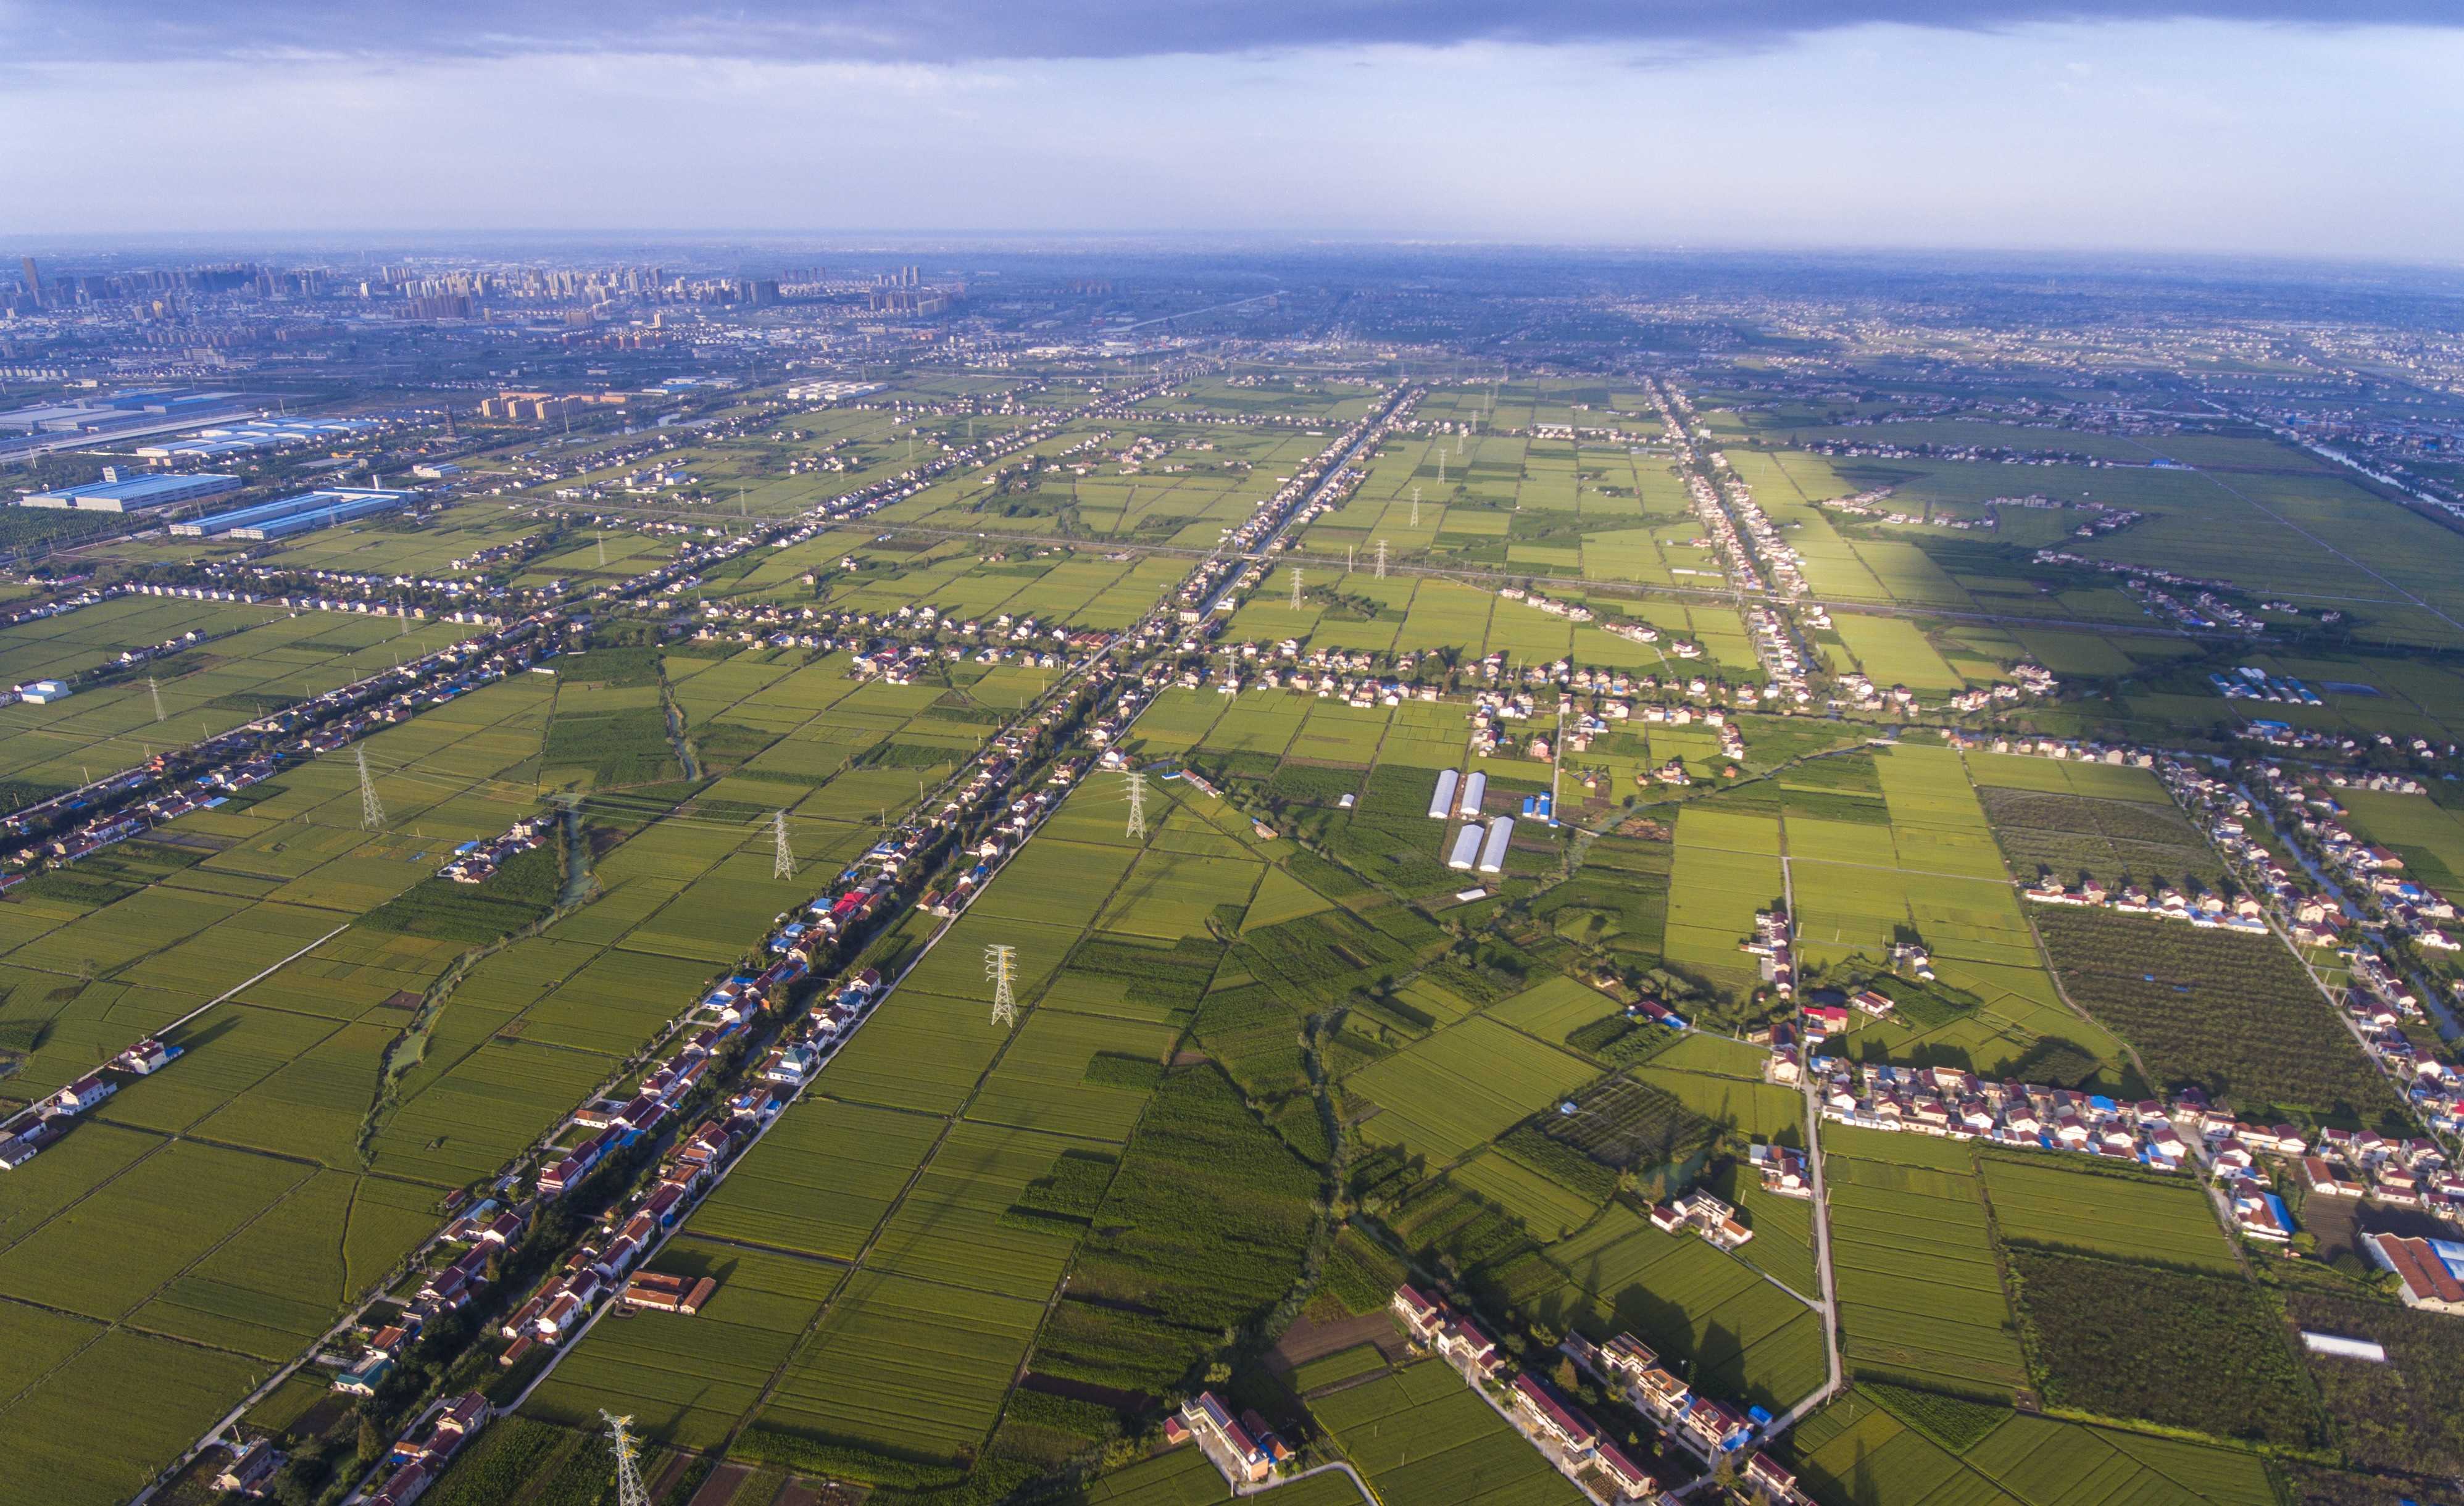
3, 5, 2460, 261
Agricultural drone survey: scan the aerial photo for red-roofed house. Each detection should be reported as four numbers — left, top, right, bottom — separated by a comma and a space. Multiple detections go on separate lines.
1509, 1375, 1599, 1455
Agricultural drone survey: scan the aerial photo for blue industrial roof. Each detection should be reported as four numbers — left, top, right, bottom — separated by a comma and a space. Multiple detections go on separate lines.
61, 473, 238, 502
174, 487, 412, 536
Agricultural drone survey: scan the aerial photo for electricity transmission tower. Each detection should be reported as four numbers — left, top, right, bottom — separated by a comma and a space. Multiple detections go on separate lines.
1125, 771, 1148, 840
1437, 451, 1446, 486
1410, 486, 1421, 528
147, 675, 164, 723
1289, 567, 1303, 610
773, 810, 795, 881
596, 532, 607, 566
986, 944, 1018, 1028
356, 747, 385, 830
1374, 539, 1389, 580
601, 1412, 649, 1506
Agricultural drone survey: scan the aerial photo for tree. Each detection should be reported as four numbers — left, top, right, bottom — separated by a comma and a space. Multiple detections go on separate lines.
356, 1414, 386, 1466
1552, 1357, 1580, 1392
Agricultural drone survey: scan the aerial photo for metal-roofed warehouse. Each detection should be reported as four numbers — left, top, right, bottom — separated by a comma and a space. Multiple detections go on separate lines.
21, 473, 241, 512
171, 487, 414, 539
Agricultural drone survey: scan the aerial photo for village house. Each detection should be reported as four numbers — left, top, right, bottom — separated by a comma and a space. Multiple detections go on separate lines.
2366, 1233, 2464, 1315
1178, 1391, 1273, 1484
1509, 1374, 1600, 1457
622, 1270, 718, 1315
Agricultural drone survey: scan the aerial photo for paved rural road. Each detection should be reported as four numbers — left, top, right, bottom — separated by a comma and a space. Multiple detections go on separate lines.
1774, 852, 1845, 1437
1236, 1459, 1376, 1501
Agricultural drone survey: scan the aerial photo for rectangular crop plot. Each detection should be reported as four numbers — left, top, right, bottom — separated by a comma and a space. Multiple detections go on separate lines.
1979, 1156, 2235, 1271
690, 1099, 943, 1260
967, 1007, 1177, 1142
867, 1122, 1091, 1301
759, 1267, 1046, 1467
821, 990, 1015, 1113
1977, 784, 2223, 892
1310, 1360, 1586, 1506
965, 837, 1140, 925
0, 1138, 312, 1321
1549, 1073, 1720, 1168
524, 1239, 841, 1450
1528, 1204, 1827, 1412
1095, 847, 1260, 940
2004, 1247, 2323, 1448
1825, 1149, 2029, 1398
1347, 1016, 1597, 1165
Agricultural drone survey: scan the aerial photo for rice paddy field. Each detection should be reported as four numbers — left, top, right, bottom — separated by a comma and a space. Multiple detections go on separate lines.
1977, 1156, 2237, 1272
0, 627, 1077, 1505
1784, 1386, 2280, 1506
1822, 1133, 2030, 1400
1522, 1200, 1829, 1412
17, 354, 2453, 1506
1345, 1016, 1597, 1165
1308, 1359, 1587, 1506
1714, 407, 2464, 651
518, 766, 1331, 1475
0, 603, 467, 794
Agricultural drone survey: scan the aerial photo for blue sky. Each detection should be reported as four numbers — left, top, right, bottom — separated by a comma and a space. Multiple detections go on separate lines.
2, 4, 2458, 259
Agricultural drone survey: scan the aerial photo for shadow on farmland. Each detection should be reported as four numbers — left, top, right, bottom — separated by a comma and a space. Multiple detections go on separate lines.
172, 1011, 243, 1055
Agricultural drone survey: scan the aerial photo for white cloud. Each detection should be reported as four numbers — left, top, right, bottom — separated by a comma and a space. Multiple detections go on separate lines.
0, 21, 2456, 260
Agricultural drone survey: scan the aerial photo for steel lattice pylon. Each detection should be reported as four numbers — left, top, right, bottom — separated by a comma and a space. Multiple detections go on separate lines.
601, 1412, 648, 1506
1124, 770, 1148, 840
773, 810, 796, 881
356, 747, 385, 830
986, 944, 1017, 1028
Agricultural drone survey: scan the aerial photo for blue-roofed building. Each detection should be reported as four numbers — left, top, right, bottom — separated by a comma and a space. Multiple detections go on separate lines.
170, 487, 414, 539
20, 472, 241, 512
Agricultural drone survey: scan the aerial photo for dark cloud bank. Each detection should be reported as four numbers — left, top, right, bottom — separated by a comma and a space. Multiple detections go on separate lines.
4, 0, 2454, 64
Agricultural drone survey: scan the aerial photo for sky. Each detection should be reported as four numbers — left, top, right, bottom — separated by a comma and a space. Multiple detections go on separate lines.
4, 1, 2461, 260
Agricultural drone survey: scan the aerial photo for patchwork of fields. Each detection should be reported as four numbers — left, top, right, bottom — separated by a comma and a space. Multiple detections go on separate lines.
520, 767, 1326, 1475
6, 362, 2447, 1506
